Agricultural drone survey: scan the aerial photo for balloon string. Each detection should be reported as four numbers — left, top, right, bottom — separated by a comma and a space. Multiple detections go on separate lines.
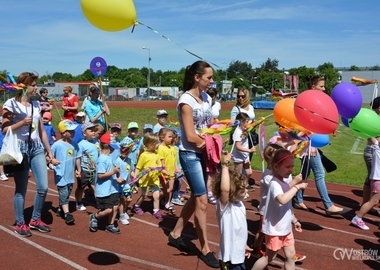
136, 21, 221, 69
299, 141, 311, 176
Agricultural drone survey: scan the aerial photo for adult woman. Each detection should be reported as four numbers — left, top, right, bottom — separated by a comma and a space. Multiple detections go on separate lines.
36, 87, 53, 116
230, 88, 255, 121
205, 87, 222, 204
62, 85, 79, 121
83, 84, 110, 129
294, 76, 349, 215
230, 88, 256, 189
168, 61, 219, 268
2, 72, 59, 237
206, 87, 221, 120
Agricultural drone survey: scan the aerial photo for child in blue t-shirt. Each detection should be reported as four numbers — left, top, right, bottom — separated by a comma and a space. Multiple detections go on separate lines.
51, 120, 80, 224
42, 112, 56, 146
114, 137, 135, 225
72, 112, 86, 144
75, 122, 99, 211
89, 133, 121, 234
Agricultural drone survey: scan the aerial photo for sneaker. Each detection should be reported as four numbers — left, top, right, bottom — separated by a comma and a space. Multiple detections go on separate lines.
168, 232, 189, 252
252, 248, 265, 259
133, 205, 144, 215
14, 223, 32, 237
105, 224, 121, 234
351, 216, 369, 230
29, 219, 51, 233
0, 174, 8, 181
64, 213, 75, 224
76, 203, 86, 211
199, 251, 219, 268
123, 212, 130, 220
89, 213, 98, 232
294, 253, 306, 262
171, 198, 185, 206
119, 213, 130, 225
153, 210, 163, 219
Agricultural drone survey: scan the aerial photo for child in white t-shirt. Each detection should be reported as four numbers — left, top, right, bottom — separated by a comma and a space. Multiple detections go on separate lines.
253, 149, 307, 270
213, 153, 252, 269
231, 112, 256, 194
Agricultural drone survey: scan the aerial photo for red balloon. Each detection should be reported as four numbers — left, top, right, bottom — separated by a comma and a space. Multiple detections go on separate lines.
294, 90, 339, 134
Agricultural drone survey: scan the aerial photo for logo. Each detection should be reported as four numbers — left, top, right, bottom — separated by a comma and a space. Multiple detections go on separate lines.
333, 248, 380, 261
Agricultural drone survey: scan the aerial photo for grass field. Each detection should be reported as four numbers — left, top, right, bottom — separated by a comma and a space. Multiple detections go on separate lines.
47, 101, 368, 188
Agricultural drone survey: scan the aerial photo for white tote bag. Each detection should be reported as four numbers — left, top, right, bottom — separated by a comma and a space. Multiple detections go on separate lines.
0, 127, 23, 165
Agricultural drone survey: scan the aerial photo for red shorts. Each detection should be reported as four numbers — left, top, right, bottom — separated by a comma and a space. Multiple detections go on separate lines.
265, 231, 294, 252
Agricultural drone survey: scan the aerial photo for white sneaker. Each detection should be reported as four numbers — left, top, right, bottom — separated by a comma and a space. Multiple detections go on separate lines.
76, 204, 87, 211
0, 174, 8, 181
124, 212, 130, 220
119, 213, 130, 225
351, 216, 369, 230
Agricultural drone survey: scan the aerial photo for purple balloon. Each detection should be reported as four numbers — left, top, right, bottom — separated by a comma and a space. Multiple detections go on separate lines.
341, 116, 349, 127
331, 82, 362, 118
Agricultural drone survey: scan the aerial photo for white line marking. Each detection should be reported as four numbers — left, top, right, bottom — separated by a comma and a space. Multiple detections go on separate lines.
29, 231, 180, 270
0, 225, 87, 269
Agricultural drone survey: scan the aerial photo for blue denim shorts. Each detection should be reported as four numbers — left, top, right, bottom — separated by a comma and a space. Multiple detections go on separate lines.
179, 151, 207, 196
57, 183, 73, 206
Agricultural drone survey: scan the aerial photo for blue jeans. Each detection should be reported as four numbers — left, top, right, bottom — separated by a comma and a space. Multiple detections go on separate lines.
295, 151, 333, 209
179, 151, 207, 196
14, 149, 48, 225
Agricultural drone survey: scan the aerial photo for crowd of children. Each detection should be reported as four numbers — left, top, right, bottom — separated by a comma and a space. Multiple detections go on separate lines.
29, 108, 186, 235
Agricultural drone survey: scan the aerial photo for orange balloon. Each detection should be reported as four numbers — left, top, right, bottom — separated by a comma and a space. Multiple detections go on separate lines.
274, 98, 307, 131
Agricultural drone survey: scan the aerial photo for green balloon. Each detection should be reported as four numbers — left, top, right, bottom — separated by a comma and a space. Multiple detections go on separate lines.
349, 108, 380, 138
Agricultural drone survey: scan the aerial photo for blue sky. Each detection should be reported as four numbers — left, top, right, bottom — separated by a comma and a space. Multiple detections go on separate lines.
1, 0, 380, 77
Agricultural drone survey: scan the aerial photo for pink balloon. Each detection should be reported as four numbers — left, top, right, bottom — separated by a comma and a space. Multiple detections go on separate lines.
294, 90, 339, 134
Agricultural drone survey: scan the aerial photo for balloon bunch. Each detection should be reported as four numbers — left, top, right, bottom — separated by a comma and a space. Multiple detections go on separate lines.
333, 80, 380, 138
129, 166, 164, 186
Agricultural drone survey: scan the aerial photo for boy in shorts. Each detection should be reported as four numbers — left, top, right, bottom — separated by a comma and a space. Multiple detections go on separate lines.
114, 137, 135, 225
52, 120, 80, 224
89, 133, 121, 234
75, 122, 99, 211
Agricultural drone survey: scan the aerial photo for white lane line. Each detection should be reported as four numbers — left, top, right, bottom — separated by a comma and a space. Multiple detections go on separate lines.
0, 225, 87, 270
29, 231, 180, 270
132, 217, 306, 270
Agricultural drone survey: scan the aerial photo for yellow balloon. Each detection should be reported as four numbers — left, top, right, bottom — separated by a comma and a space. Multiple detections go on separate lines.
81, 0, 137, 32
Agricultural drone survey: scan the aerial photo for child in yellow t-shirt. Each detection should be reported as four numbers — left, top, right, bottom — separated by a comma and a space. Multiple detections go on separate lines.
157, 128, 177, 213
132, 134, 163, 219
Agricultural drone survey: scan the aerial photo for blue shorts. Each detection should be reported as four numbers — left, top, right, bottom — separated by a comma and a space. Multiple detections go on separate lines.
57, 183, 73, 206
179, 151, 207, 196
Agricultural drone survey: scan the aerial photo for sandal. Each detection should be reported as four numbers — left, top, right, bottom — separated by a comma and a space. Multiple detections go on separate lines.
208, 195, 217, 204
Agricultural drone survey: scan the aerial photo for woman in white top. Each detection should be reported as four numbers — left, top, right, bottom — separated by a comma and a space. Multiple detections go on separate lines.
167, 60, 219, 268
230, 88, 255, 121
205, 87, 221, 204
207, 87, 221, 120
2, 72, 59, 237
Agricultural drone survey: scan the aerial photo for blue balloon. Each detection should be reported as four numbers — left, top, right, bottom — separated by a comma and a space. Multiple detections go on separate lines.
309, 133, 330, 148
341, 116, 349, 127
